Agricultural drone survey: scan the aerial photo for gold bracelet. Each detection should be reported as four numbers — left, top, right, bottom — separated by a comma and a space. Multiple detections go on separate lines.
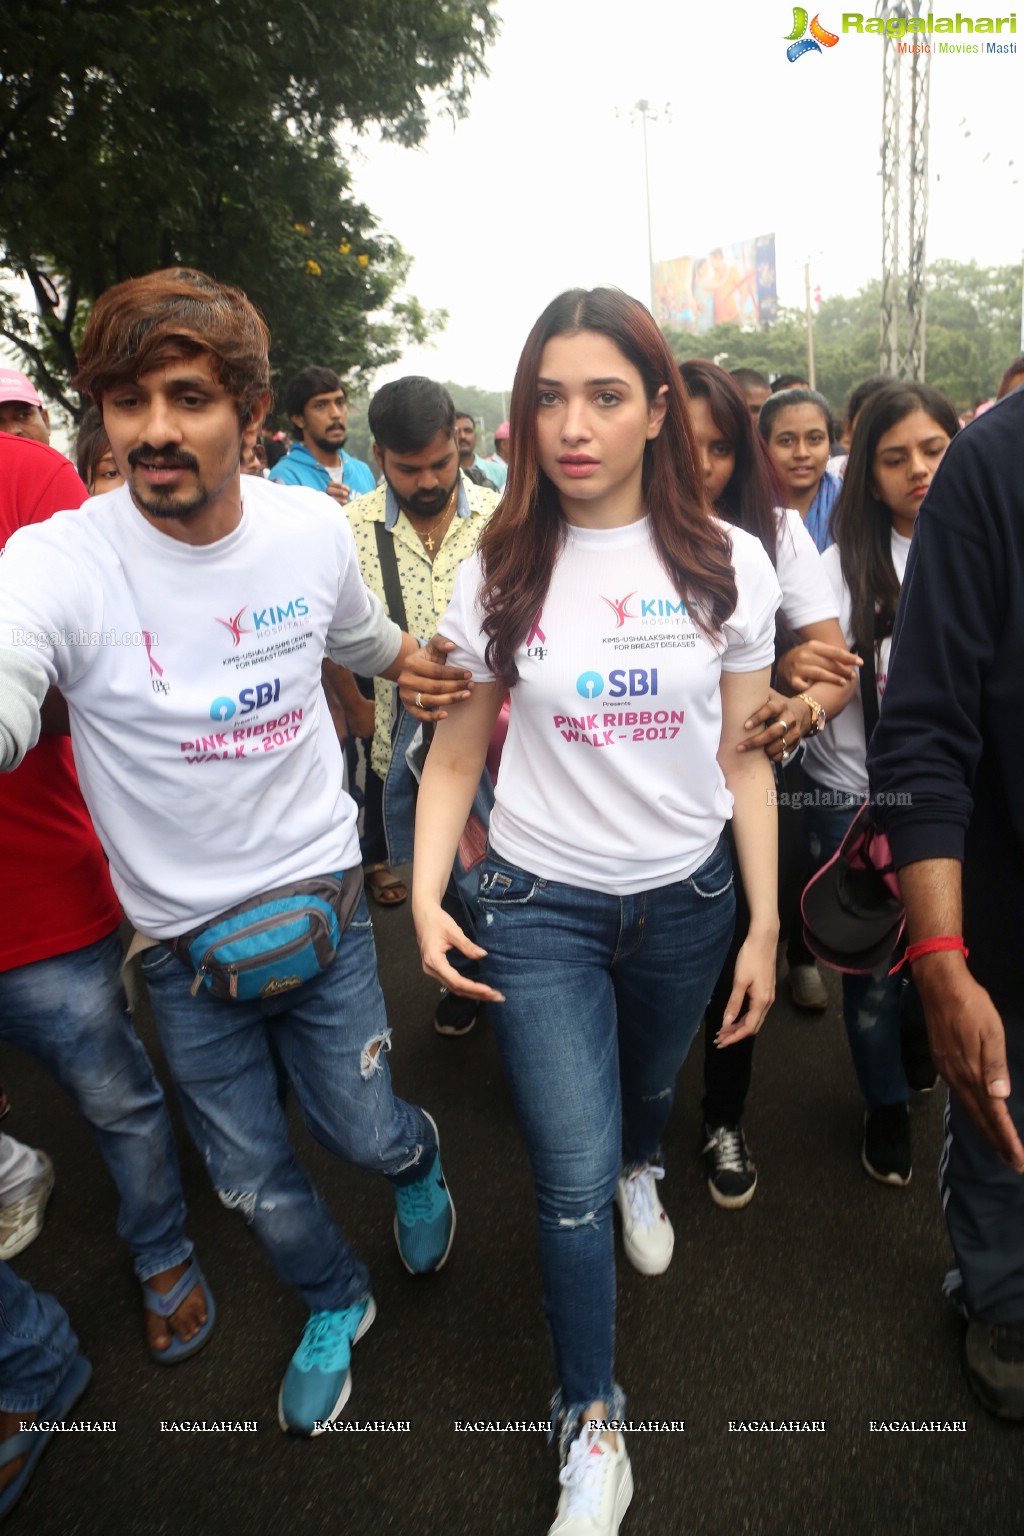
798, 693, 826, 736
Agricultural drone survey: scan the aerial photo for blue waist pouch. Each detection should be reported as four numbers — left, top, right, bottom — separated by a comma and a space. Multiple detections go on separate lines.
170, 869, 363, 1001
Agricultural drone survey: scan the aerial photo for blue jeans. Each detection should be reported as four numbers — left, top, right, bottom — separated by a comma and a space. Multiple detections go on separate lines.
804, 780, 909, 1110
477, 839, 735, 1441
0, 930, 191, 1283
0, 1265, 79, 1413
139, 893, 435, 1313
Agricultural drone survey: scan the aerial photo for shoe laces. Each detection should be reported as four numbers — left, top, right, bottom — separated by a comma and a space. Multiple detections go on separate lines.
704, 1125, 746, 1174
295, 1306, 359, 1370
621, 1164, 665, 1227
394, 1158, 444, 1223
558, 1428, 612, 1521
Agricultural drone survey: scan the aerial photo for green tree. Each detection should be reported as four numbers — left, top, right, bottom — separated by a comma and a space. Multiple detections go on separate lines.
0, 0, 498, 416
663, 261, 1021, 416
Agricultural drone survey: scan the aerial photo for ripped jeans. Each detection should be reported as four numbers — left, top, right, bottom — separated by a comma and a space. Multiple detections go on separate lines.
139, 891, 435, 1314
477, 840, 735, 1443
804, 781, 909, 1109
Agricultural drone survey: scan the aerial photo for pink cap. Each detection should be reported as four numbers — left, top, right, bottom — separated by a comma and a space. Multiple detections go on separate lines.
0, 368, 42, 408
494, 420, 510, 441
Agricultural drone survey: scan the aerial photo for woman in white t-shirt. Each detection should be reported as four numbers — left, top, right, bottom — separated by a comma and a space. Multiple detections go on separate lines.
680, 360, 860, 1208
411, 289, 780, 1536
802, 382, 960, 1189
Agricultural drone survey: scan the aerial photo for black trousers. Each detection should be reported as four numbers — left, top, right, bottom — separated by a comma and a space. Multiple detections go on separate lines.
701, 754, 812, 1127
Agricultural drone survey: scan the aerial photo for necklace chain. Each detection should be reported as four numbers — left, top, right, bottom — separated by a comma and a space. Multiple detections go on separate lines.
412, 482, 458, 555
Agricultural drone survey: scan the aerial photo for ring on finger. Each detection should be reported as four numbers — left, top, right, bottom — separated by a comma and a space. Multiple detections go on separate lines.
415, 691, 423, 709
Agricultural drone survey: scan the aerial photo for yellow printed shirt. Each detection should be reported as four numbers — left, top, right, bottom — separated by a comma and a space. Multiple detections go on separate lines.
347, 473, 498, 778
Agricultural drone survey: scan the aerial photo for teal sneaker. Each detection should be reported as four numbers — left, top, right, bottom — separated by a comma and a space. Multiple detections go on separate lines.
277, 1297, 376, 1435
393, 1111, 455, 1274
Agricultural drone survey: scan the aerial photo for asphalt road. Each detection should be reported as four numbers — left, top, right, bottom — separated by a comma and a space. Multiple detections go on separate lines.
6, 885, 1022, 1536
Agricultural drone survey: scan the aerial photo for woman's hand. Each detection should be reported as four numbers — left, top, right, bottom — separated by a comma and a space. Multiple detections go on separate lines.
737, 687, 811, 764
398, 635, 474, 722
412, 900, 505, 1003
775, 639, 861, 694
716, 927, 778, 1046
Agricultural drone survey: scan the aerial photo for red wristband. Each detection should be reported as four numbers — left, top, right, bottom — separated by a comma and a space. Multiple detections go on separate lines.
889, 936, 969, 975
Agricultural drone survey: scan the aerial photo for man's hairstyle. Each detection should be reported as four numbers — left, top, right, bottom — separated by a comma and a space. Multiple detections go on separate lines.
728, 367, 770, 391
74, 268, 271, 426
368, 377, 455, 455
285, 365, 345, 437
453, 408, 475, 425
771, 372, 810, 393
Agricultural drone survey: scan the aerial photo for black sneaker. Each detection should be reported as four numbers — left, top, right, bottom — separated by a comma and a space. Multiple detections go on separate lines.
702, 1122, 757, 1209
965, 1320, 1024, 1420
861, 1104, 912, 1186
434, 989, 481, 1037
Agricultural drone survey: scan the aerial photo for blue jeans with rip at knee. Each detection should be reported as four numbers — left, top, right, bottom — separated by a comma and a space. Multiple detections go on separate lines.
138, 892, 436, 1314
477, 838, 735, 1443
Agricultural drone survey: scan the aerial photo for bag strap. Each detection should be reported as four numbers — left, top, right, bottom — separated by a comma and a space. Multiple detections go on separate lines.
858, 609, 880, 743
374, 521, 409, 634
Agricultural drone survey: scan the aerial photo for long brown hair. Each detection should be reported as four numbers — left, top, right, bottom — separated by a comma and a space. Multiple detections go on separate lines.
477, 288, 738, 684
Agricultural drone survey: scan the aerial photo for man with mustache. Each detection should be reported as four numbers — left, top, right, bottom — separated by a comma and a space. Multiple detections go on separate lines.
268, 366, 375, 504
346, 378, 497, 1031
0, 269, 456, 1438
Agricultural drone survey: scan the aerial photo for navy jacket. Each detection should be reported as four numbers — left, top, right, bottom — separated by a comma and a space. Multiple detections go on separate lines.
867, 388, 1024, 1007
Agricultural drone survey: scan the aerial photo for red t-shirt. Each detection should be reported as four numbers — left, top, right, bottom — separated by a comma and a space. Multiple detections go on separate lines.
0, 433, 121, 970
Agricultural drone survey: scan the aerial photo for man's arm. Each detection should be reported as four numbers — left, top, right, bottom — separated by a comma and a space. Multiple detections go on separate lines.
0, 648, 50, 771
898, 858, 1024, 1171
867, 423, 1020, 1163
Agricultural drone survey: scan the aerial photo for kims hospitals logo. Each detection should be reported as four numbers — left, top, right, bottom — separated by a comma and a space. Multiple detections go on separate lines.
785, 7, 840, 58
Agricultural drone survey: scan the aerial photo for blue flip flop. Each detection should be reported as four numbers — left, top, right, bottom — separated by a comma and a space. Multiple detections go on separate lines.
0, 1350, 92, 1519
143, 1257, 216, 1365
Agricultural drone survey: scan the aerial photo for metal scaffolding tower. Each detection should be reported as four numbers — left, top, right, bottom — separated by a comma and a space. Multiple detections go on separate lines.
877, 0, 931, 379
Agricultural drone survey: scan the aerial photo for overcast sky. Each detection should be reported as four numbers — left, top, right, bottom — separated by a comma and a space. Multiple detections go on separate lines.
347, 0, 1024, 393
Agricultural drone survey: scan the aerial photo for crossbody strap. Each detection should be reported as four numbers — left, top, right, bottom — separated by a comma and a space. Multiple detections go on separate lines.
374, 520, 409, 635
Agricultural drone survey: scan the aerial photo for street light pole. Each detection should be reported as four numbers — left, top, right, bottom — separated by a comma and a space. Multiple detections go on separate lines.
636, 99, 656, 315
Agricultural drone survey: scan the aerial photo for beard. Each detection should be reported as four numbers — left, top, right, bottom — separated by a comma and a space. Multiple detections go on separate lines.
386, 470, 460, 521
126, 445, 209, 520
311, 426, 346, 456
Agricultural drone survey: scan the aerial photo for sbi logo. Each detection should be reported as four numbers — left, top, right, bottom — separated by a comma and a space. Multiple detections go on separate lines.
210, 678, 281, 721
576, 668, 659, 699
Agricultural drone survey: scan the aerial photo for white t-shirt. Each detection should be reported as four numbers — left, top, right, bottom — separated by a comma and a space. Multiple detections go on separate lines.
0, 479, 401, 934
802, 529, 912, 797
441, 516, 781, 895
773, 507, 837, 629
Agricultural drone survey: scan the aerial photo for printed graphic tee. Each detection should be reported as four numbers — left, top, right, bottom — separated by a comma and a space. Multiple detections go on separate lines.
441, 516, 781, 894
802, 528, 912, 797
0, 479, 400, 935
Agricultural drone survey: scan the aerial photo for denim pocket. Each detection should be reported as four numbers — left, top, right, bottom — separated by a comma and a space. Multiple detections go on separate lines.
687, 839, 734, 900
138, 944, 178, 977
478, 858, 543, 907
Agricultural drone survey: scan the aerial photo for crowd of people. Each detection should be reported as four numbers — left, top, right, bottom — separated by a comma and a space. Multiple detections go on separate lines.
0, 271, 1022, 1533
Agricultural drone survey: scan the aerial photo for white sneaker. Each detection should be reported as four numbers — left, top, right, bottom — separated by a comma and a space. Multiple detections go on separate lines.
0, 1151, 55, 1260
787, 963, 828, 1011
614, 1164, 673, 1275
548, 1426, 633, 1535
